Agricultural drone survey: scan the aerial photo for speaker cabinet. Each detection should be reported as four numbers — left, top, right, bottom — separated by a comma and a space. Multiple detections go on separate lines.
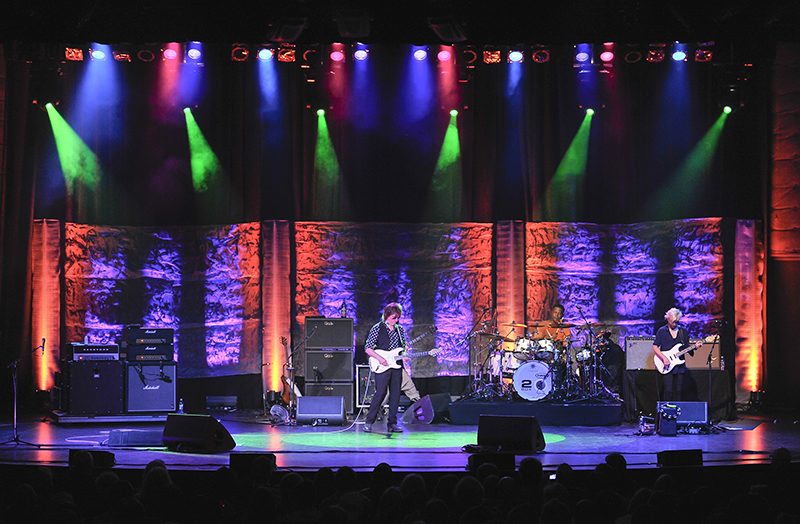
304, 318, 354, 349
304, 382, 353, 413
63, 361, 125, 415
478, 414, 546, 452
126, 362, 177, 412
296, 396, 346, 426
162, 414, 236, 452
656, 401, 708, 425
402, 393, 451, 424
306, 350, 354, 382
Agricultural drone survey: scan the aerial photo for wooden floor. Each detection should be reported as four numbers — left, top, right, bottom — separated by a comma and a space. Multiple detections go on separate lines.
1, 403, 798, 474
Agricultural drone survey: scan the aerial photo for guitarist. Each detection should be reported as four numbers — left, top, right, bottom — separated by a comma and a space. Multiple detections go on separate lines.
364, 303, 407, 433
652, 307, 694, 401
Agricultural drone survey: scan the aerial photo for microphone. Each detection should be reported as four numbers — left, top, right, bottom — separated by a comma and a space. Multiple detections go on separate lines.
42, 338, 46, 355
308, 325, 318, 338
482, 306, 493, 311
313, 366, 323, 381
136, 365, 146, 386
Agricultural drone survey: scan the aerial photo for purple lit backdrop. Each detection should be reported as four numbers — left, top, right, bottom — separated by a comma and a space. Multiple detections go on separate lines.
61, 218, 729, 380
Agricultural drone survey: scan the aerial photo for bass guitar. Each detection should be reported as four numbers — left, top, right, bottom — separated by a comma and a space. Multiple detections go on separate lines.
654, 335, 717, 374
369, 326, 439, 374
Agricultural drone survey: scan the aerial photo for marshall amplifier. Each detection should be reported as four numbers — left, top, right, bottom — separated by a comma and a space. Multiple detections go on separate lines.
126, 327, 174, 345
126, 344, 174, 361
64, 343, 120, 361
126, 362, 177, 412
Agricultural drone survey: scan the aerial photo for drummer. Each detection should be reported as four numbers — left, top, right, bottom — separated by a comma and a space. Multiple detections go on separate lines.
530, 304, 572, 351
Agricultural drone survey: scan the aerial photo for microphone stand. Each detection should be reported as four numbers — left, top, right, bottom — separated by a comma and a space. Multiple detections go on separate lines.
706, 324, 723, 429
0, 342, 44, 447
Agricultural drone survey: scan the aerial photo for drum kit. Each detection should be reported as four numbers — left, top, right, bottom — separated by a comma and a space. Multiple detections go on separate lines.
463, 321, 620, 403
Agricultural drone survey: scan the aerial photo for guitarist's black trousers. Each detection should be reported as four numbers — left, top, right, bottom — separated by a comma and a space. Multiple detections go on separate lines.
366, 368, 402, 425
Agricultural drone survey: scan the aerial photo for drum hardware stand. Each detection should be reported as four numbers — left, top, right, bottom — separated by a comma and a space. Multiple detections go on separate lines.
1, 341, 45, 447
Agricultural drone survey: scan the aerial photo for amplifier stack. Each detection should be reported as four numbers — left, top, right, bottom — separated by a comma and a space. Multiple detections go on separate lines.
61, 327, 177, 416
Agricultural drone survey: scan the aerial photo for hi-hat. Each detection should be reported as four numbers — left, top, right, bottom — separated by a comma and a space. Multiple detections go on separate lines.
501, 322, 529, 328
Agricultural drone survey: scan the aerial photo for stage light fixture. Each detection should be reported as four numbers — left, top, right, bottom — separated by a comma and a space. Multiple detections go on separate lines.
317, 109, 325, 116
65, 48, 84, 61
137, 49, 155, 62
723, 106, 732, 114
599, 42, 615, 64
624, 51, 641, 63
163, 48, 178, 60
574, 43, 592, 67
508, 50, 524, 63
532, 49, 550, 63
671, 44, 687, 62
413, 48, 428, 61
231, 45, 249, 61
257, 48, 274, 61
353, 48, 368, 61
695, 49, 713, 62
330, 50, 345, 62
483, 50, 502, 64
186, 42, 203, 62
113, 51, 131, 62
90, 48, 107, 61
450, 109, 458, 117
278, 47, 296, 63
586, 108, 595, 115
646, 49, 665, 62
438, 48, 452, 62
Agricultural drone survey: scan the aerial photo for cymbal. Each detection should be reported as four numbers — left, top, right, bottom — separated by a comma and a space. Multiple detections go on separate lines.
501, 322, 529, 328
478, 333, 508, 340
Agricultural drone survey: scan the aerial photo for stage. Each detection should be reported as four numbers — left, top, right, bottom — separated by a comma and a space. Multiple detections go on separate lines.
1, 404, 797, 476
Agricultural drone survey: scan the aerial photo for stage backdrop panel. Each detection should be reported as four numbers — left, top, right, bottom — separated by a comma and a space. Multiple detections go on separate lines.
526, 219, 725, 350
64, 222, 262, 379
294, 222, 493, 378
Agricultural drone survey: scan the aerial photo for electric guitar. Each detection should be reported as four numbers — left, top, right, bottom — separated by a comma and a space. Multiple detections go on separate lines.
369, 326, 439, 374
654, 335, 717, 374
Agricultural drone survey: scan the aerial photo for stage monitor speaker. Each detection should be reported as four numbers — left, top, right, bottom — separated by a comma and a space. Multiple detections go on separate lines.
306, 350, 354, 382
296, 396, 346, 426
402, 393, 451, 424
304, 317, 354, 349
64, 360, 125, 415
477, 414, 546, 452
108, 429, 164, 447
656, 401, 708, 426
162, 414, 236, 453
657, 449, 703, 467
126, 362, 177, 412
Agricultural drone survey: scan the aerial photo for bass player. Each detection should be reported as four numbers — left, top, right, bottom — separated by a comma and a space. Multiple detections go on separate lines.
652, 307, 703, 401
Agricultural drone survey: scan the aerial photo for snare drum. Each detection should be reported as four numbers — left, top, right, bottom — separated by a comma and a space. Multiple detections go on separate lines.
513, 361, 553, 401
534, 338, 555, 360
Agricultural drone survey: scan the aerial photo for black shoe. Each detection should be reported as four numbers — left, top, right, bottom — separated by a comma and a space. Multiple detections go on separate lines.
387, 424, 403, 433
363, 423, 372, 433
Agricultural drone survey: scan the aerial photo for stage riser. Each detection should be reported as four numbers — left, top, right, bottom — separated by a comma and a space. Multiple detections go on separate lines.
449, 401, 622, 426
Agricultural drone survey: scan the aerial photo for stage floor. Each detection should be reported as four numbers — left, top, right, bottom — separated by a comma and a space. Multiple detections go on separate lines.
1, 406, 798, 474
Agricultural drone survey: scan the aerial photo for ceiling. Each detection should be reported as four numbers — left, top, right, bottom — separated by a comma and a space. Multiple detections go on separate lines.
2, 1, 798, 47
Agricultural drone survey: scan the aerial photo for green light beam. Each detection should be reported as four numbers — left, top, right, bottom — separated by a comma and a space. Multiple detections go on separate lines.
45, 103, 102, 194
313, 112, 349, 219
425, 113, 462, 221
543, 111, 593, 221
644, 111, 728, 219
184, 108, 221, 193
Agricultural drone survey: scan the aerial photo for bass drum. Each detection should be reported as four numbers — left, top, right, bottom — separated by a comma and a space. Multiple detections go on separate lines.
513, 361, 552, 401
